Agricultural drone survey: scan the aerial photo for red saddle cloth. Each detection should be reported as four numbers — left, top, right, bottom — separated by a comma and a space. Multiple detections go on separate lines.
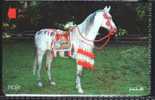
55, 31, 70, 41
54, 31, 71, 50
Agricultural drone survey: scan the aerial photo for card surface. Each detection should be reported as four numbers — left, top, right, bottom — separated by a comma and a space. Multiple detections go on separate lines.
2, 1, 151, 96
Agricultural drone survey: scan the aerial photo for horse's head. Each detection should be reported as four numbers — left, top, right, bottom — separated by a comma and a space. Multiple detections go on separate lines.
97, 6, 117, 35
76, 6, 117, 45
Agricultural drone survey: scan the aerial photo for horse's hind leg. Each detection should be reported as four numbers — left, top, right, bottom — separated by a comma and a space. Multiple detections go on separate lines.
33, 48, 37, 75
46, 50, 56, 86
36, 48, 45, 87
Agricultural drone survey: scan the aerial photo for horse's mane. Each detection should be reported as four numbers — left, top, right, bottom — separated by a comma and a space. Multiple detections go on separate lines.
79, 10, 103, 36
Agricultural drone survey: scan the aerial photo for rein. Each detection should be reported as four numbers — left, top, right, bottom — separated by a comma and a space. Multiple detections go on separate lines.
75, 13, 116, 50
77, 26, 111, 42
76, 26, 112, 50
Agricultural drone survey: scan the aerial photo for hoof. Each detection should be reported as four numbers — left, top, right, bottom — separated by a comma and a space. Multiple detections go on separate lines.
33, 71, 36, 76
50, 81, 56, 86
78, 88, 84, 94
37, 81, 43, 87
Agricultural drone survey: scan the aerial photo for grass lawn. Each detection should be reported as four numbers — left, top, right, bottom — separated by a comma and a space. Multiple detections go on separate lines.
2, 39, 150, 96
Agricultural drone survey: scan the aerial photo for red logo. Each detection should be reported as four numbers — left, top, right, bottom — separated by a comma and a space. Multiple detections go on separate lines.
8, 7, 16, 20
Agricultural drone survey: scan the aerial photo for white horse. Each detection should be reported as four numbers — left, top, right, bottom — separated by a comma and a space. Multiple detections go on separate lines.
33, 6, 117, 93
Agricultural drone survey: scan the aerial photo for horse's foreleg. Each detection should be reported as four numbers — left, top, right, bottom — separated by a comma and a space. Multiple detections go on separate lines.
76, 65, 84, 94
46, 50, 56, 86
36, 49, 45, 87
33, 56, 37, 75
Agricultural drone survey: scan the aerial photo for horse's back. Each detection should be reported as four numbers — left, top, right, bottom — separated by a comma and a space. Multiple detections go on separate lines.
34, 29, 55, 51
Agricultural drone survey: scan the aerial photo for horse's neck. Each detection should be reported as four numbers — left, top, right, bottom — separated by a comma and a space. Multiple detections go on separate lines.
78, 19, 101, 41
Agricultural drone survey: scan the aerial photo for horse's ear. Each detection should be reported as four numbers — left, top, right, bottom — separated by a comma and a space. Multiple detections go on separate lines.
107, 6, 111, 12
103, 6, 108, 12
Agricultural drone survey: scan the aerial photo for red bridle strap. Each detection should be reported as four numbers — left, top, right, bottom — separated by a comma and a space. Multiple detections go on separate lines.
103, 13, 117, 35
77, 26, 110, 42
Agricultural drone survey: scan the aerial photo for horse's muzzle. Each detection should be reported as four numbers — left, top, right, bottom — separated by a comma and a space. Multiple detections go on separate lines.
109, 28, 117, 35
112, 28, 117, 33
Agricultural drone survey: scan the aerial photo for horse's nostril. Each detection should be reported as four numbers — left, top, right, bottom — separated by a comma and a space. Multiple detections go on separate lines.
113, 28, 117, 33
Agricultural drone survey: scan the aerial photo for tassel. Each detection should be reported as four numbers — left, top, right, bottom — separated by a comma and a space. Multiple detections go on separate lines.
67, 51, 72, 57
77, 48, 95, 59
77, 60, 93, 69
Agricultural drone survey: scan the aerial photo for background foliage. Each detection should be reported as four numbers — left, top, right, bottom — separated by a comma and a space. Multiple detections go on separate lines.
2, 2, 150, 37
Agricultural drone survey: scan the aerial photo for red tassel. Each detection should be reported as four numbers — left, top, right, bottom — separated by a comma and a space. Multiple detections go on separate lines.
77, 60, 93, 69
67, 51, 71, 57
77, 48, 95, 59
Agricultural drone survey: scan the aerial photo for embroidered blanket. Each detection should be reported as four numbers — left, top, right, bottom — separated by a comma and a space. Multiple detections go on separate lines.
54, 30, 71, 50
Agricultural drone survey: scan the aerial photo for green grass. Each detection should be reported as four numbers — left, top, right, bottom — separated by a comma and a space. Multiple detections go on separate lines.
2, 39, 150, 96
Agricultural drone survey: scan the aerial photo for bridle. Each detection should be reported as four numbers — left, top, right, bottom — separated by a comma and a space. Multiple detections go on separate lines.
75, 12, 117, 50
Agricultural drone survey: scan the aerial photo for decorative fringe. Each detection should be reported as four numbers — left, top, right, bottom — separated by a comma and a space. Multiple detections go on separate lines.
67, 51, 72, 57
77, 48, 95, 59
77, 60, 93, 69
